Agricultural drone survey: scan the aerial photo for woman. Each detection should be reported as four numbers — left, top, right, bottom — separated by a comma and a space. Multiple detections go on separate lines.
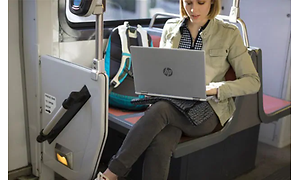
98, 0, 260, 179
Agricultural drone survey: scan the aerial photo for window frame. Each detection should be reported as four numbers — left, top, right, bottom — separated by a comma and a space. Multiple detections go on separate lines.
59, 0, 173, 42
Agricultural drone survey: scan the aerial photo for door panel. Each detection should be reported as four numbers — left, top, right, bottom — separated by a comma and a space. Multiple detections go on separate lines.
40, 55, 108, 180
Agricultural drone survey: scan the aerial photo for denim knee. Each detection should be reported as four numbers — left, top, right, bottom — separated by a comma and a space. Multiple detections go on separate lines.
149, 127, 181, 153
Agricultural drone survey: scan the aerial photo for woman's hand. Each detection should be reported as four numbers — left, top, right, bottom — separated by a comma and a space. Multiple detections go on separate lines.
206, 88, 218, 96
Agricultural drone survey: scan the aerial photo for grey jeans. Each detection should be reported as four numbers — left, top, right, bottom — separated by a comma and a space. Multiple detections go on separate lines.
108, 101, 219, 180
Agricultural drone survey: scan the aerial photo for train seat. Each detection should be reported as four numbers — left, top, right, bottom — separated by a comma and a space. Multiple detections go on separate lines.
263, 95, 291, 115
255, 48, 291, 123
104, 47, 259, 179
101, 27, 291, 180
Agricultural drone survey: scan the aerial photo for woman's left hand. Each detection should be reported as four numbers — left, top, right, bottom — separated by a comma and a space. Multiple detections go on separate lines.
206, 88, 218, 95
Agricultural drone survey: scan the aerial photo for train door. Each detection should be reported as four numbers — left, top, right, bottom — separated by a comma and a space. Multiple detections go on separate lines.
21, 0, 109, 179
37, 55, 108, 180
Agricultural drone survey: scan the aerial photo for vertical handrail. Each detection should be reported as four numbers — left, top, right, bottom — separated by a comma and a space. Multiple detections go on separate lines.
229, 0, 240, 23
237, 18, 249, 48
69, 0, 107, 77
95, 15, 103, 63
233, 0, 240, 8
91, 0, 106, 79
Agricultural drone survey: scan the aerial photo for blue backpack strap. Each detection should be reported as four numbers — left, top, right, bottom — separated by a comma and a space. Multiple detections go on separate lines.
109, 21, 131, 91
104, 26, 118, 78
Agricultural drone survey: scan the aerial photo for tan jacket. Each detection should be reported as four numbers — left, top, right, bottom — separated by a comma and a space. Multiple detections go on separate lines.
159, 17, 261, 126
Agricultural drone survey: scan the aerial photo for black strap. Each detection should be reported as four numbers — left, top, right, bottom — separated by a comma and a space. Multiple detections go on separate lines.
136, 30, 144, 48
124, 68, 133, 78
109, 81, 117, 94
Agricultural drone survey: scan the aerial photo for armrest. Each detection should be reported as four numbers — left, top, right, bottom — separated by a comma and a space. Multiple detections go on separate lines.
255, 48, 291, 123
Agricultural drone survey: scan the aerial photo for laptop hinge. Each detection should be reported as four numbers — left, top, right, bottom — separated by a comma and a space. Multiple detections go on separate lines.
192, 97, 202, 101
140, 91, 148, 95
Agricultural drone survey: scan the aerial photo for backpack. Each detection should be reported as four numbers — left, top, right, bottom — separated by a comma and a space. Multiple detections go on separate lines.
104, 21, 153, 110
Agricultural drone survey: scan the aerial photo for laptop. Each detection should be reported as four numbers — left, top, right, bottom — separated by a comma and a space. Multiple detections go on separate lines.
130, 46, 212, 101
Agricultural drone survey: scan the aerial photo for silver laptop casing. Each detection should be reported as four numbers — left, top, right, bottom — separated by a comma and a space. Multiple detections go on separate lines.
130, 46, 208, 101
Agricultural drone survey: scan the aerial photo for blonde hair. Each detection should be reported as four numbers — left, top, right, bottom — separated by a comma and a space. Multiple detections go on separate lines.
180, 0, 221, 19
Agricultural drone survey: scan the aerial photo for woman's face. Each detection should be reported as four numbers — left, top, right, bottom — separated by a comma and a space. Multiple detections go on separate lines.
183, 0, 212, 25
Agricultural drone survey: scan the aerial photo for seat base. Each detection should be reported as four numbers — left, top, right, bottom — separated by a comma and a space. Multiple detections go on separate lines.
101, 125, 260, 180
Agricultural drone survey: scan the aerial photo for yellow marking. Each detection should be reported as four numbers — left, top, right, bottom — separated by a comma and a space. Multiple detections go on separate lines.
56, 153, 68, 167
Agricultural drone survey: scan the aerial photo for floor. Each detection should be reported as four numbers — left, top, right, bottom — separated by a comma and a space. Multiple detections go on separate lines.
55, 142, 291, 180
235, 142, 291, 180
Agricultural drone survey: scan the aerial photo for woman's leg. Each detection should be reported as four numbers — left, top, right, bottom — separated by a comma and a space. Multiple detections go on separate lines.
107, 101, 185, 177
178, 111, 219, 138
141, 107, 219, 180
142, 125, 182, 180
105, 101, 220, 179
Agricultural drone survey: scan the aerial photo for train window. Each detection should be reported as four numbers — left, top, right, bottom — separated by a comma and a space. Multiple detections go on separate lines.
66, 0, 180, 24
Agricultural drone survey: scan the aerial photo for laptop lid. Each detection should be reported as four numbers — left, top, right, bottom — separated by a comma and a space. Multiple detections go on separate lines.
130, 46, 208, 101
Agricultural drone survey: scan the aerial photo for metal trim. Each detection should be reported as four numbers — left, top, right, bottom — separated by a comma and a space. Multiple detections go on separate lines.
18, 0, 31, 165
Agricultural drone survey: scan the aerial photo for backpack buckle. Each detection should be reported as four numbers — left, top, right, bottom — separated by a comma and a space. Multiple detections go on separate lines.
128, 28, 137, 38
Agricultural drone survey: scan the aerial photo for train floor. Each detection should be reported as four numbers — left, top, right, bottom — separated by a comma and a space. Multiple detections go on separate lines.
54, 142, 291, 180
235, 142, 291, 180
99, 142, 291, 180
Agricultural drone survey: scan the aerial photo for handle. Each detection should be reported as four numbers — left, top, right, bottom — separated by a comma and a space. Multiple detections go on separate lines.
42, 106, 67, 135
37, 85, 91, 144
149, 12, 180, 28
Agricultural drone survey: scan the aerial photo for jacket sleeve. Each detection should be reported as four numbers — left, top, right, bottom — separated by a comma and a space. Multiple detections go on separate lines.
159, 21, 170, 48
217, 28, 261, 101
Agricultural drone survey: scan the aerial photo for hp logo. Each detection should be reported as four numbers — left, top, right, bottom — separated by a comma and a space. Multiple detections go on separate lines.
163, 67, 173, 76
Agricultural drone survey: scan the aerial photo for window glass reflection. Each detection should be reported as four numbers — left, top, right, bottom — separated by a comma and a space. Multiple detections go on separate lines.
73, 0, 81, 6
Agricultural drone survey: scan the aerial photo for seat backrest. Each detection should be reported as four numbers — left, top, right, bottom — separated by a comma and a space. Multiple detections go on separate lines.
225, 66, 236, 81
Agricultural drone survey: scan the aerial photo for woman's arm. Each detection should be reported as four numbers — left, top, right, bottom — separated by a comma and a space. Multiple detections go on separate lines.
216, 28, 261, 101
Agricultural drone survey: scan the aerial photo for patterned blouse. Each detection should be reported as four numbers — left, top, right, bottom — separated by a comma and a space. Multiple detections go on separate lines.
178, 18, 209, 50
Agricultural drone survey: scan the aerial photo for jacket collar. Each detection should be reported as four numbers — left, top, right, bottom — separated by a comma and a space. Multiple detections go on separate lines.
168, 18, 185, 48
179, 18, 210, 34
168, 18, 216, 48
200, 18, 215, 38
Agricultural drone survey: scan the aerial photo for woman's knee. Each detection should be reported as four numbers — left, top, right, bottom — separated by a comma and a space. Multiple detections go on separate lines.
148, 126, 182, 153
